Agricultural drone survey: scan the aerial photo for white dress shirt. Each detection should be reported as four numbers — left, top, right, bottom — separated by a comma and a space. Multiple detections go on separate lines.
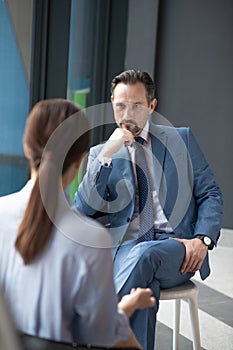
0, 180, 130, 346
124, 121, 173, 242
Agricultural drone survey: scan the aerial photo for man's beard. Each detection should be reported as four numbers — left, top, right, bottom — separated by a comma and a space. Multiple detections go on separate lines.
119, 119, 142, 137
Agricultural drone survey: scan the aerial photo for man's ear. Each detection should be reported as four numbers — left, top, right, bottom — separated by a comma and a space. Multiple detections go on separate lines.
149, 98, 157, 114
23, 143, 31, 159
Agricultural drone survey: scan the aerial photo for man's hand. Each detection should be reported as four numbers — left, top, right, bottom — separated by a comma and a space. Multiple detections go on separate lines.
99, 127, 135, 158
173, 237, 208, 274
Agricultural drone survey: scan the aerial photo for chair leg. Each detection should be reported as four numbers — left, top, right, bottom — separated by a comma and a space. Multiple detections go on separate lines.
188, 295, 201, 350
173, 299, 181, 350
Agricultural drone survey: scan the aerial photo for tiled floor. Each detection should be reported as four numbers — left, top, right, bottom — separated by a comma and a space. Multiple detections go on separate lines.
155, 228, 233, 350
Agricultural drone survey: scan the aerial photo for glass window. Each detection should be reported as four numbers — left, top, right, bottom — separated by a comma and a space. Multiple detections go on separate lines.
67, 0, 94, 109
67, 0, 100, 200
0, 1, 33, 195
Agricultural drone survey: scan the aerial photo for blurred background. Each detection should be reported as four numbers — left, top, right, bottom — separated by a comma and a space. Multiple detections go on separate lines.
0, 0, 232, 229
0, 1, 232, 349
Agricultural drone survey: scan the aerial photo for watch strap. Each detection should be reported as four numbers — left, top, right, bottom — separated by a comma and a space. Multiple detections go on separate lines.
196, 234, 214, 250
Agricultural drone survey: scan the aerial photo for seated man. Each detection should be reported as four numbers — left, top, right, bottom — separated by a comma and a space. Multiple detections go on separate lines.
75, 69, 223, 350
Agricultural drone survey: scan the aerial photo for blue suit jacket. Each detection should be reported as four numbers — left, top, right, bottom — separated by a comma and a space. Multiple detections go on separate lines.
76, 123, 223, 279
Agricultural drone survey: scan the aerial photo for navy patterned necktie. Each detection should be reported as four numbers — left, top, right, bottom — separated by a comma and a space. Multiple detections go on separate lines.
134, 136, 154, 242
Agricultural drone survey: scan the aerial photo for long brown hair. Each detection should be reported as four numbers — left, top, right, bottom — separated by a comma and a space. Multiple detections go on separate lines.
15, 99, 90, 264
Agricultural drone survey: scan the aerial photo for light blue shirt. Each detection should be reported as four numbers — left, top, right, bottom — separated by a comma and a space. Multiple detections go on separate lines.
0, 181, 130, 346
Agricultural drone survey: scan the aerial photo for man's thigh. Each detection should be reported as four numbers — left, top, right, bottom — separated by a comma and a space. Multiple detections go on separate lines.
141, 238, 194, 288
115, 238, 194, 293
112, 240, 137, 276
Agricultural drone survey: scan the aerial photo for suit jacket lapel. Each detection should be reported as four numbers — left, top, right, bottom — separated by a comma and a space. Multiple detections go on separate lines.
149, 123, 167, 193
149, 122, 175, 221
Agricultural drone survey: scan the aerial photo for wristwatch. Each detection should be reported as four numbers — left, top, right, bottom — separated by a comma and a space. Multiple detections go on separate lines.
196, 235, 214, 250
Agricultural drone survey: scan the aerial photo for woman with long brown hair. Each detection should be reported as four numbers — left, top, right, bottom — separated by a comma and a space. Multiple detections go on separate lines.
0, 99, 155, 348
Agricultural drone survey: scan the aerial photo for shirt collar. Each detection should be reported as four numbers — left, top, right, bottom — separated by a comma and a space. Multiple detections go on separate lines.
138, 120, 149, 143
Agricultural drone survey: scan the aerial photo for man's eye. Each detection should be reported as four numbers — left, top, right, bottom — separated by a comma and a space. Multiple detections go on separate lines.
116, 104, 125, 110
132, 104, 140, 110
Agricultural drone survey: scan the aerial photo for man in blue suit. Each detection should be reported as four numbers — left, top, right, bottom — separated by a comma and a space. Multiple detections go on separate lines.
75, 70, 223, 349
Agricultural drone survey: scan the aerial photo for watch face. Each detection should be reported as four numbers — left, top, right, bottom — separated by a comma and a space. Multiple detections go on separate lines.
204, 236, 212, 246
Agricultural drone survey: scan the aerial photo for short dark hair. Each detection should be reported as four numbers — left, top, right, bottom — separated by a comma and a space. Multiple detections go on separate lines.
111, 70, 155, 104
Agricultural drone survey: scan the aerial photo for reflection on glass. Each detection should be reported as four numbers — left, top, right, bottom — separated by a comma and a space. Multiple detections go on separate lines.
67, 0, 96, 109
0, 1, 32, 195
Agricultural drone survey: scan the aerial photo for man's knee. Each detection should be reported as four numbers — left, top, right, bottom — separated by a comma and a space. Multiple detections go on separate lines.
130, 239, 186, 273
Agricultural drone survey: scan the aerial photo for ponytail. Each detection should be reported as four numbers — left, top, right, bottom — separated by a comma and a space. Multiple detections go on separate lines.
15, 155, 59, 264
15, 98, 90, 264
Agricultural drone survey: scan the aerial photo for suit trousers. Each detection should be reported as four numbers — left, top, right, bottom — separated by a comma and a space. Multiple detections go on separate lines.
113, 236, 194, 350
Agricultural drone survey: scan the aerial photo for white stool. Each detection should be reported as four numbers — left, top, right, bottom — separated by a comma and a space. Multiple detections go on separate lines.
159, 280, 201, 350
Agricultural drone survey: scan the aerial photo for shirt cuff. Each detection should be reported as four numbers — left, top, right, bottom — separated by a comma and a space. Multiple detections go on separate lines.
98, 155, 112, 167
114, 309, 131, 343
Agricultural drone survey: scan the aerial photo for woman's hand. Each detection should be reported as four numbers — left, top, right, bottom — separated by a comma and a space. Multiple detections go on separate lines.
118, 287, 156, 318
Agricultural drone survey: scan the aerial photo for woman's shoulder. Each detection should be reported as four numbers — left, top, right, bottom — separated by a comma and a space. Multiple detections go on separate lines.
53, 199, 112, 250
49, 210, 112, 276
0, 181, 34, 232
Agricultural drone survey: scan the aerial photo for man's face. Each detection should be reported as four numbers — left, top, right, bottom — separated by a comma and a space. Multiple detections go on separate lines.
111, 82, 157, 136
